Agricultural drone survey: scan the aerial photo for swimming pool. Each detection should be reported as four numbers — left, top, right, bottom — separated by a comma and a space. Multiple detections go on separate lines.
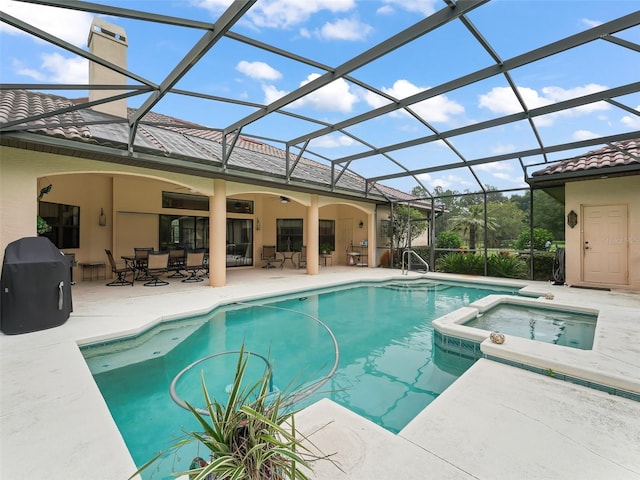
81, 279, 521, 479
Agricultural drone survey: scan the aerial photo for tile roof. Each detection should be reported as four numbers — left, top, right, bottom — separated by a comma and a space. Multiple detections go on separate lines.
531, 138, 640, 177
1, 89, 424, 203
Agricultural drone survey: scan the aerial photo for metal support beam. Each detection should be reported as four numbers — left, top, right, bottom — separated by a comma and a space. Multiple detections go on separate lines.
224, 0, 488, 134
128, 0, 255, 150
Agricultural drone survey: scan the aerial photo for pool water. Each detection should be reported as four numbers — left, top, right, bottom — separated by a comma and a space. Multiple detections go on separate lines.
82, 280, 519, 479
465, 304, 597, 349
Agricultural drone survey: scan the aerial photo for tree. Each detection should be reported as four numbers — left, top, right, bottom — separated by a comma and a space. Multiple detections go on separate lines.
509, 189, 565, 241
486, 201, 526, 247
411, 186, 430, 199
390, 204, 429, 252
449, 204, 497, 251
515, 227, 553, 250
533, 189, 565, 241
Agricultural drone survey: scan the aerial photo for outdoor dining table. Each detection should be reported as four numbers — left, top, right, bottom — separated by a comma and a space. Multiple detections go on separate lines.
280, 251, 297, 269
122, 254, 149, 281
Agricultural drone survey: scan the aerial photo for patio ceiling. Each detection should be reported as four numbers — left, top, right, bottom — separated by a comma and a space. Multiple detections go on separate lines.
1, 0, 639, 201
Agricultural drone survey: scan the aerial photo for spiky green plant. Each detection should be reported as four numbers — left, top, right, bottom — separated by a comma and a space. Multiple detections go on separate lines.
131, 344, 314, 480
487, 254, 527, 279
435, 252, 485, 275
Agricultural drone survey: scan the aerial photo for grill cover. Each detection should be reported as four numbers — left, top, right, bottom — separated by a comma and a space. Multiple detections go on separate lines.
1, 237, 73, 335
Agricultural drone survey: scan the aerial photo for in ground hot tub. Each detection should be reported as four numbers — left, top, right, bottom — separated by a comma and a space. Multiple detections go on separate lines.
431, 294, 599, 354
464, 302, 597, 350
431, 295, 640, 400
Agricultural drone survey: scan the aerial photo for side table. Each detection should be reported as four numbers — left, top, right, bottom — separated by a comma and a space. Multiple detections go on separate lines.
79, 262, 106, 281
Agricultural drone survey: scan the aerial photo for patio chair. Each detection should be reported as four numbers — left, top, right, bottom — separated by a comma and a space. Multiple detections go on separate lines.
105, 249, 134, 286
133, 247, 153, 280
168, 247, 186, 277
143, 252, 170, 286
181, 250, 206, 283
261, 245, 283, 269
297, 245, 307, 269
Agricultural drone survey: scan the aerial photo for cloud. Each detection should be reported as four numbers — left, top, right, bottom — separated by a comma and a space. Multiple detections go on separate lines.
11, 58, 45, 81
365, 79, 464, 123
262, 84, 289, 104
491, 172, 527, 186
473, 159, 525, 186
490, 143, 517, 155
479, 84, 610, 126
473, 161, 527, 186
0, 0, 93, 46
262, 76, 359, 113
310, 134, 356, 148
621, 106, 640, 129
41, 53, 88, 83
581, 18, 602, 28
573, 129, 599, 141
417, 172, 473, 189
478, 86, 547, 114
196, 0, 356, 29
272, 73, 358, 112
376, 5, 395, 15
12, 53, 87, 83
317, 18, 373, 41
236, 61, 282, 81
380, 0, 438, 16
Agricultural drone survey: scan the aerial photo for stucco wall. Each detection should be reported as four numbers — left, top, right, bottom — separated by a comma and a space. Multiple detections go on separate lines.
565, 176, 640, 289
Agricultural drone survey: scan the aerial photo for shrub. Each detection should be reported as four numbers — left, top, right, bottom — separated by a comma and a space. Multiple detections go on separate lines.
435, 252, 484, 275
436, 231, 462, 250
436, 252, 528, 279
519, 252, 556, 281
515, 228, 553, 251
488, 254, 527, 279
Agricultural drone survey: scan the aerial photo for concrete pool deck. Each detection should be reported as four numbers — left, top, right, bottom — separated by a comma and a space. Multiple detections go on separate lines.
1, 267, 639, 479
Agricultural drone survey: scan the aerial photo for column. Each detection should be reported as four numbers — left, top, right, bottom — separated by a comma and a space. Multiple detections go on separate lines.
209, 179, 226, 287
367, 211, 376, 268
307, 195, 319, 275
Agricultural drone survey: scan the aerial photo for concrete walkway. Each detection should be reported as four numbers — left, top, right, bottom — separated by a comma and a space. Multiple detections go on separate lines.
1, 268, 639, 480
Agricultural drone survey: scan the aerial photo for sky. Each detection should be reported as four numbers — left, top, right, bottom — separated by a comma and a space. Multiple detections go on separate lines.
1, 0, 639, 196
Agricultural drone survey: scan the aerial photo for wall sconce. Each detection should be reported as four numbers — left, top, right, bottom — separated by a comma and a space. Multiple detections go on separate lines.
567, 210, 577, 228
358, 220, 364, 229
256, 218, 261, 231
38, 183, 52, 200
99, 208, 107, 227
280, 196, 290, 204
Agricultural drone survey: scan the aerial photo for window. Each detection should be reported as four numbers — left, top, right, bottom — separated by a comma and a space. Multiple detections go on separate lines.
319, 219, 335, 251
38, 201, 80, 249
226, 219, 253, 267
226, 199, 253, 214
162, 191, 209, 211
160, 215, 254, 267
159, 215, 209, 251
276, 218, 303, 252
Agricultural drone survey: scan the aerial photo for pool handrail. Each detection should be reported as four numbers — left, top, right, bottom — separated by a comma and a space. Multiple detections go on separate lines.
402, 249, 429, 275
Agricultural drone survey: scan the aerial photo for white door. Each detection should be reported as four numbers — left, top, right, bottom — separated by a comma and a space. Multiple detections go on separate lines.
582, 204, 628, 285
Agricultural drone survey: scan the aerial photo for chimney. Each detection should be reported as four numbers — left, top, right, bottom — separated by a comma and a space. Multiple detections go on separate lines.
88, 17, 128, 118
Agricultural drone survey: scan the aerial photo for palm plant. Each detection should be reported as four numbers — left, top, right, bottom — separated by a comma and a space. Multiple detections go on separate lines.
449, 204, 497, 251
131, 344, 315, 480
